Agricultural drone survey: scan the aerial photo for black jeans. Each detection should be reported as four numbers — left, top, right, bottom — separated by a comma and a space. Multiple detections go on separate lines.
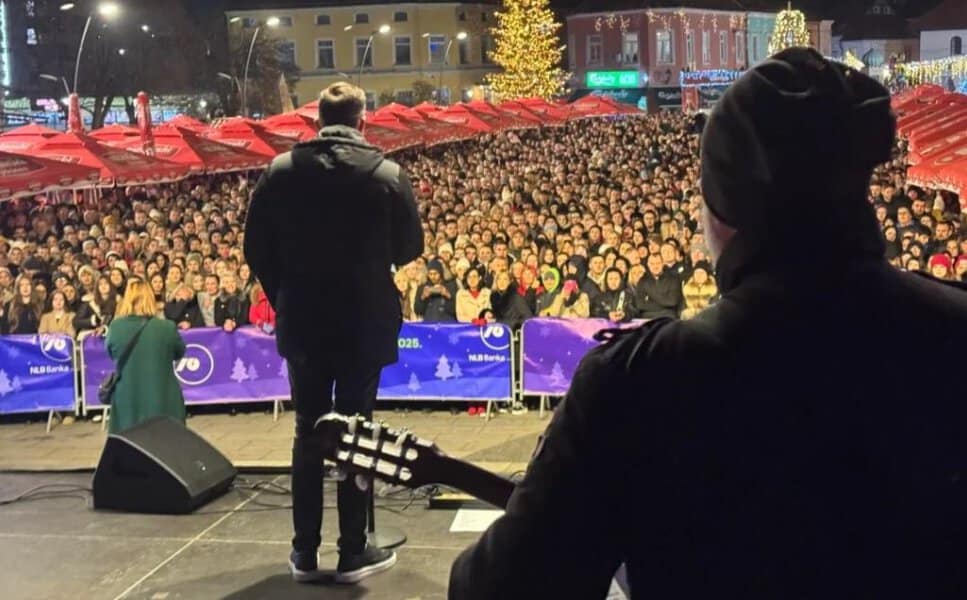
288, 356, 381, 555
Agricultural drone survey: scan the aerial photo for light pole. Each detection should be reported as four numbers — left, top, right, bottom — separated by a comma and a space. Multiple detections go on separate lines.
350, 24, 390, 87
231, 15, 281, 117
39, 74, 71, 97
424, 31, 467, 105
65, 1, 121, 94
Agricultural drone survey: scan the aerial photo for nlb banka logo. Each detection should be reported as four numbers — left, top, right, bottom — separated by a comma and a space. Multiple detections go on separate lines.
39, 335, 72, 362
174, 344, 215, 386
479, 324, 510, 351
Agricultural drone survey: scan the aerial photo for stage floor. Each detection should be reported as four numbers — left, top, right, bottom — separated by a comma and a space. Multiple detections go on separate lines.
0, 472, 489, 599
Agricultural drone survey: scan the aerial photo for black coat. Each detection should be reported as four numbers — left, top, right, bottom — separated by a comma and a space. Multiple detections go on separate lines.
490, 288, 534, 329
245, 126, 423, 369
590, 287, 634, 321
414, 281, 458, 322
73, 298, 115, 333
632, 270, 684, 319
164, 297, 205, 329
213, 293, 249, 327
450, 237, 967, 599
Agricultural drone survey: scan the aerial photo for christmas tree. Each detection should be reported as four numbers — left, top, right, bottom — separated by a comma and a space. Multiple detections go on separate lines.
408, 373, 421, 392
451, 361, 463, 379
486, 0, 569, 101
278, 359, 288, 378
0, 370, 12, 396
435, 355, 454, 381
768, 3, 810, 55
247, 364, 259, 381
229, 358, 249, 383
547, 361, 567, 388
11, 376, 22, 392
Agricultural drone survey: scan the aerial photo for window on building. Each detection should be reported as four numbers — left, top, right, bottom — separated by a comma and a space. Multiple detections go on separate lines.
276, 16, 293, 27
365, 91, 376, 111
719, 31, 728, 65
316, 40, 334, 69
587, 34, 603, 65
242, 17, 258, 28
702, 30, 711, 64
315, 14, 330, 26
568, 34, 576, 68
482, 34, 494, 64
396, 89, 415, 105
428, 34, 447, 64
459, 37, 471, 64
658, 30, 673, 64
394, 11, 408, 23
622, 32, 639, 64
749, 34, 757, 63
439, 87, 451, 104
395, 36, 411, 65
278, 40, 296, 66
482, 11, 488, 22
355, 13, 369, 24
26, 27, 38, 46
458, 11, 467, 21
952, 36, 963, 56
685, 30, 695, 66
356, 38, 373, 67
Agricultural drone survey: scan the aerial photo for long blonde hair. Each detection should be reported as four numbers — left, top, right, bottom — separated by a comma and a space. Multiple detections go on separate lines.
115, 277, 158, 318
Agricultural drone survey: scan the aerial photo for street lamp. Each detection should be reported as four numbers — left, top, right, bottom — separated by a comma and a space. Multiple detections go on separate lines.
350, 24, 391, 87
117, 48, 126, 56
232, 16, 281, 117
39, 73, 71, 96
140, 24, 150, 33
66, 1, 121, 93
423, 31, 468, 105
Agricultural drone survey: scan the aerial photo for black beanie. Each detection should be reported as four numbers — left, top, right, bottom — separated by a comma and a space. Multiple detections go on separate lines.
700, 47, 895, 234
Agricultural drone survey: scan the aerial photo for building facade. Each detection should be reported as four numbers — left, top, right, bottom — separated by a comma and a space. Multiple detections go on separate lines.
912, 0, 967, 61
746, 12, 776, 66
224, 1, 499, 110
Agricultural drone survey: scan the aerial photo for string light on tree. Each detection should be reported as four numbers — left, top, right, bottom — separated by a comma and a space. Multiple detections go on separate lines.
768, 3, 810, 55
897, 55, 967, 86
486, 0, 569, 101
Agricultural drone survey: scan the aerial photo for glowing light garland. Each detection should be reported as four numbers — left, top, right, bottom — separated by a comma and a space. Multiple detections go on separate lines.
486, 0, 569, 101
768, 4, 810, 55
0, 1, 10, 87
895, 55, 967, 86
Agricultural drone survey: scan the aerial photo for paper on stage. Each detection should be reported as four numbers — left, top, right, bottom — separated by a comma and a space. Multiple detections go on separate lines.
449, 509, 504, 532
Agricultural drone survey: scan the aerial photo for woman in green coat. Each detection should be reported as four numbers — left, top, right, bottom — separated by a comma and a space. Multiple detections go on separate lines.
106, 277, 187, 434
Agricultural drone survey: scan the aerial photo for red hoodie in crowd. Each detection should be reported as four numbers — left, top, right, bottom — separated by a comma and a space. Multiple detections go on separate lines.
248, 289, 277, 330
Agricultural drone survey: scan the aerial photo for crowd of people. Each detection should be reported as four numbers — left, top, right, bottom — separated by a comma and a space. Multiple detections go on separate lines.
0, 113, 963, 342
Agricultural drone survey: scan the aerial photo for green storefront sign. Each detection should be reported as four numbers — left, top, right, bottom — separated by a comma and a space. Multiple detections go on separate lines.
586, 71, 640, 89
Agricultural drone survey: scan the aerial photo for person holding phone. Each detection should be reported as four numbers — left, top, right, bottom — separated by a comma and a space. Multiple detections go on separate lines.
415, 260, 457, 322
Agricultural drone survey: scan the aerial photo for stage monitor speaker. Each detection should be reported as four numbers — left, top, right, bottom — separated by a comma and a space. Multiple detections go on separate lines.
93, 416, 237, 514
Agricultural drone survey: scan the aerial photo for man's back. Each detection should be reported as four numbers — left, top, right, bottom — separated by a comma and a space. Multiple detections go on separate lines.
617, 259, 967, 597
245, 125, 421, 366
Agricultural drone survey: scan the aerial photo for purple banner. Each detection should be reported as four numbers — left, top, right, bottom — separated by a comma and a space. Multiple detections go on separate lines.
0, 334, 75, 414
521, 318, 645, 396
83, 326, 288, 407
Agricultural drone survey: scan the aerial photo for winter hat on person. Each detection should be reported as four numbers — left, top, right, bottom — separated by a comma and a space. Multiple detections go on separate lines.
539, 266, 561, 294
700, 47, 894, 248
929, 253, 953, 271
426, 260, 444, 276
692, 260, 714, 277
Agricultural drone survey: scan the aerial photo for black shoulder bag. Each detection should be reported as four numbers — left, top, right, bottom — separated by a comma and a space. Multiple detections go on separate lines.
98, 318, 151, 405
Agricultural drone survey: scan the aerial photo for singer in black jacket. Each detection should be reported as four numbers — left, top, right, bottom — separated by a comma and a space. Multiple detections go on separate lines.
450, 49, 967, 599
245, 82, 423, 584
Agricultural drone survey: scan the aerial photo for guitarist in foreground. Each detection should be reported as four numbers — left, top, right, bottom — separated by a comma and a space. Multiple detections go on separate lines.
449, 49, 967, 598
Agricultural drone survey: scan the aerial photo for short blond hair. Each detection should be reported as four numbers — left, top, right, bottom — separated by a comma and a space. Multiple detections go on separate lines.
319, 82, 366, 127
115, 278, 158, 318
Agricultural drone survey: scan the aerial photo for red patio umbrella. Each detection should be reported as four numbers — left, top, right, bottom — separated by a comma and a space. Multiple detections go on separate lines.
0, 124, 62, 153
0, 151, 101, 200
362, 119, 424, 153
114, 124, 268, 173
203, 117, 297, 157
260, 112, 318, 142
431, 106, 494, 133
906, 103, 967, 143
89, 124, 141, 144
908, 114, 967, 155
295, 100, 320, 123
568, 95, 624, 120
937, 158, 967, 195
166, 114, 208, 133
459, 101, 536, 130
412, 102, 444, 117
515, 98, 570, 125
497, 101, 548, 127
28, 132, 191, 186
367, 113, 476, 146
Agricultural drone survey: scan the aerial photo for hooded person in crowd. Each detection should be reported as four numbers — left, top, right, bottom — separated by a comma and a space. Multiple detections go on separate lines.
538, 275, 590, 319
590, 267, 634, 322
415, 259, 457, 322
449, 48, 967, 599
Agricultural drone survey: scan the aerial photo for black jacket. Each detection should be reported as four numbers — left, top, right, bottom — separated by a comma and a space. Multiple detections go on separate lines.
164, 297, 205, 329
590, 287, 634, 321
632, 269, 684, 319
73, 298, 115, 333
490, 288, 534, 329
245, 126, 423, 368
450, 234, 967, 599
414, 280, 458, 322
213, 292, 249, 327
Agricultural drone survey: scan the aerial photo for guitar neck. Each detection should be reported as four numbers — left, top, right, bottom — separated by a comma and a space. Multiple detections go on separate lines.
433, 454, 516, 509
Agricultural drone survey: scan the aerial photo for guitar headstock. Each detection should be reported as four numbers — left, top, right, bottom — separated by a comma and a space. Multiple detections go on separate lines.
315, 413, 448, 490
